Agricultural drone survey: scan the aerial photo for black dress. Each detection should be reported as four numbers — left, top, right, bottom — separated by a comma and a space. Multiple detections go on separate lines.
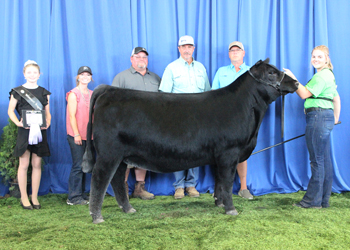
10, 86, 51, 157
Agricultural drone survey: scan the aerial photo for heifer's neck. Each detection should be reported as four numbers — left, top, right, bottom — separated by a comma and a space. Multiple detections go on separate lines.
220, 73, 273, 162
233, 73, 275, 107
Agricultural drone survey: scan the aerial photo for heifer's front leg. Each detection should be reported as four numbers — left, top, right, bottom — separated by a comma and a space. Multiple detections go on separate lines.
215, 159, 239, 215
89, 158, 119, 224
110, 162, 136, 214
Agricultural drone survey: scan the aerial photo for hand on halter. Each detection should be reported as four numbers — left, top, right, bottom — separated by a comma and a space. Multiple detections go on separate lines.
283, 68, 298, 81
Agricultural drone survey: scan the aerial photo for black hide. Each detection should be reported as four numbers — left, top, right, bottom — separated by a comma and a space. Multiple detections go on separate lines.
82, 58, 299, 223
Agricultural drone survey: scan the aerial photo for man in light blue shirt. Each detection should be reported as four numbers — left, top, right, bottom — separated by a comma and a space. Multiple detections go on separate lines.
212, 42, 250, 90
212, 41, 254, 199
159, 36, 210, 94
159, 35, 210, 199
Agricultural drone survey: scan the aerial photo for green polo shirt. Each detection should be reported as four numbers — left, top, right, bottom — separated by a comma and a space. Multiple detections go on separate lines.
304, 68, 338, 109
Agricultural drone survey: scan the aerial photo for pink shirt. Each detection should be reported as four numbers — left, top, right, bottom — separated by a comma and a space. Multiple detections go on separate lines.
66, 87, 93, 140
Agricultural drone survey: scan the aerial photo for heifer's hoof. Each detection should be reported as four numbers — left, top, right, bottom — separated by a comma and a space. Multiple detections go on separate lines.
91, 214, 105, 224
126, 207, 136, 213
215, 200, 224, 207
93, 218, 105, 224
225, 209, 238, 216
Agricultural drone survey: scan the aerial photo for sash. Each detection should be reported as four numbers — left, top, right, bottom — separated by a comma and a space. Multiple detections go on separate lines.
13, 86, 43, 110
13, 86, 44, 145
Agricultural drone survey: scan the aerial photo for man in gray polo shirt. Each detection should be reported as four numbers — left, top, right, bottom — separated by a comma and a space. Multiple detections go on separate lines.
112, 47, 161, 200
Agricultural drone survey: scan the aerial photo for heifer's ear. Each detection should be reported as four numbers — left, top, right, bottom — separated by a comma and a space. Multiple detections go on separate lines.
263, 58, 270, 64
254, 60, 263, 66
250, 60, 264, 78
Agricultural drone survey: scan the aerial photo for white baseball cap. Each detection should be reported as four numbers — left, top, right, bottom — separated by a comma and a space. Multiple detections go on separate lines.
178, 35, 194, 46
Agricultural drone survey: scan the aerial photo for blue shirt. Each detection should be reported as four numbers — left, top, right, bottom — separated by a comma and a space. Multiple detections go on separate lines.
211, 62, 250, 90
159, 57, 210, 93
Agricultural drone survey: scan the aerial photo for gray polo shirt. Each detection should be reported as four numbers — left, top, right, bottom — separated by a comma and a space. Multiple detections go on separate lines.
112, 66, 161, 92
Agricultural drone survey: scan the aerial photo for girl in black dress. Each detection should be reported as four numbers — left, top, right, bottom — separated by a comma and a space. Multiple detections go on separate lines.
8, 60, 51, 210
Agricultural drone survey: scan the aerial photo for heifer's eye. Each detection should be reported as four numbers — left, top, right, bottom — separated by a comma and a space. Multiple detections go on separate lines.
267, 71, 276, 79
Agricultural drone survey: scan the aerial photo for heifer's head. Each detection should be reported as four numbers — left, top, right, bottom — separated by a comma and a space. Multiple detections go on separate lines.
249, 59, 299, 102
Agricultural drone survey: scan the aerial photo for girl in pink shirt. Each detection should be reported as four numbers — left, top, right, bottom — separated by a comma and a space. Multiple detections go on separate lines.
66, 66, 93, 205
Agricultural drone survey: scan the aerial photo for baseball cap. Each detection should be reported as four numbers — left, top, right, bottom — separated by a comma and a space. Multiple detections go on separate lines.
131, 47, 149, 56
228, 41, 244, 51
178, 35, 194, 46
77, 66, 92, 75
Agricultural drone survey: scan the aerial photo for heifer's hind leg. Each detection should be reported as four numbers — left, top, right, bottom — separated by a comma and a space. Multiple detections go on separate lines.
89, 158, 120, 224
213, 169, 224, 208
215, 156, 239, 215
110, 162, 136, 214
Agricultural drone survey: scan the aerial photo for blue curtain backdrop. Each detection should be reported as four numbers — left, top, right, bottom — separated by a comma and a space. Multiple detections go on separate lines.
0, 0, 349, 197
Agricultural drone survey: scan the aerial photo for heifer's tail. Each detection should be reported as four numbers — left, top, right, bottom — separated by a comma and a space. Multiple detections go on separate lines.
82, 84, 109, 173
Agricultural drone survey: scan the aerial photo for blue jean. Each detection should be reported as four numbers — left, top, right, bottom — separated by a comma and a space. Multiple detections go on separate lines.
173, 167, 199, 190
300, 108, 334, 208
67, 135, 88, 202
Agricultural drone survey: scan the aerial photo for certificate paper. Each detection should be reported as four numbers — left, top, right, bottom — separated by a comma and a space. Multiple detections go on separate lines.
22, 110, 46, 128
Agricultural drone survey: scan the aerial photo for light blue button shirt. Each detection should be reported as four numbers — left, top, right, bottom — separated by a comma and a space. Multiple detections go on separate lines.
211, 62, 250, 90
159, 57, 211, 93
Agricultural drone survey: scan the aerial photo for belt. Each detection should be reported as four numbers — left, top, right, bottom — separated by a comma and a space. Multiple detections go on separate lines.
305, 107, 333, 114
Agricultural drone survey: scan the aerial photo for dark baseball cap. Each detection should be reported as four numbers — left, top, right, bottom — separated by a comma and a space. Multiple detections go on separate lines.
131, 47, 148, 56
77, 66, 92, 75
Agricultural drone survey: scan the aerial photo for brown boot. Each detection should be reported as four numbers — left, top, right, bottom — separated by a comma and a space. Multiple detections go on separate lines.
132, 181, 155, 200
186, 187, 200, 198
125, 181, 129, 200
174, 188, 185, 199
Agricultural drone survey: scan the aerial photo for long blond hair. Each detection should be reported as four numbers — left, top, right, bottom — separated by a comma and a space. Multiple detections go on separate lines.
312, 45, 333, 70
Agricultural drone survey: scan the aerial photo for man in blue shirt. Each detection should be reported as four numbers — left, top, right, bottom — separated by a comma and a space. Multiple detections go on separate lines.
212, 41, 253, 199
159, 35, 210, 199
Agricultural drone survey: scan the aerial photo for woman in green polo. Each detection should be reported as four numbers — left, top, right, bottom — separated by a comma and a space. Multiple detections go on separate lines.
284, 45, 341, 209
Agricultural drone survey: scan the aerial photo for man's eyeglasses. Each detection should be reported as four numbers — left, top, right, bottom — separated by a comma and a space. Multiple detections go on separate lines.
133, 55, 148, 60
229, 49, 243, 53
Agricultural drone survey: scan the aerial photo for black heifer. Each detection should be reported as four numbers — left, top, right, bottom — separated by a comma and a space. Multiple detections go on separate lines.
82, 59, 298, 224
